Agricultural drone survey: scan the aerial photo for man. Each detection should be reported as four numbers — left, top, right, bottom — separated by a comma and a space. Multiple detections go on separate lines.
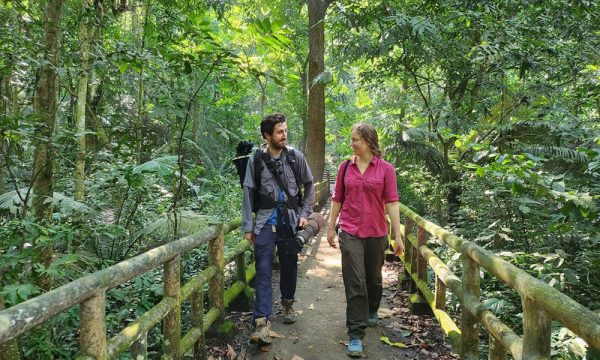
242, 113, 315, 345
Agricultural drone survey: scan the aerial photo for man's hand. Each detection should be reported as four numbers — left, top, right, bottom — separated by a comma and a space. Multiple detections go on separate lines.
298, 217, 308, 227
244, 232, 255, 244
393, 233, 405, 257
327, 227, 337, 248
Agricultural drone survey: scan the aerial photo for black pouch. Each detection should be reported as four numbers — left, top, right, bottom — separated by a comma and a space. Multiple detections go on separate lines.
334, 222, 340, 234
277, 224, 302, 255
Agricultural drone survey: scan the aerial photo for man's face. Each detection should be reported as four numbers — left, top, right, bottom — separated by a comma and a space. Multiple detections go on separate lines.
265, 122, 288, 150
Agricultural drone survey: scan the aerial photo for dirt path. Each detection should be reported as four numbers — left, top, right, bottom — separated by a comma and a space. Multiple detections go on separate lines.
208, 206, 459, 360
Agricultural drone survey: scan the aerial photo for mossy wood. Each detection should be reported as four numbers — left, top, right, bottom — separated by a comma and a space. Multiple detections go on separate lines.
0, 217, 260, 360
397, 202, 600, 359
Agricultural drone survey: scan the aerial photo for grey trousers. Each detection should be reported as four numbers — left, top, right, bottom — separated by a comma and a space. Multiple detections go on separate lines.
339, 230, 388, 340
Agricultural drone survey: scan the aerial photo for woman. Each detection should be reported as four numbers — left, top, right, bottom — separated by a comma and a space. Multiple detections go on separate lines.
327, 123, 404, 358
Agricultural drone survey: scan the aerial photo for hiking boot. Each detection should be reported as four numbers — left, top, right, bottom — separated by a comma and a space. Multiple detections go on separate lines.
282, 299, 296, 324
347, 339, 363, 357
368, 312, 379, 327
250, 317, 272, 345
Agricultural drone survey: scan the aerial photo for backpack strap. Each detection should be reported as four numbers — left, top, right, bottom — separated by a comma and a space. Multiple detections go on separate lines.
339, 159, 351, 205
285, 148, 304, 208
252, 148, 263, 213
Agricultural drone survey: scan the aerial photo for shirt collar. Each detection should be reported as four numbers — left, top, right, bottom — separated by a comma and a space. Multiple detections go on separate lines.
350, 155, 380, 166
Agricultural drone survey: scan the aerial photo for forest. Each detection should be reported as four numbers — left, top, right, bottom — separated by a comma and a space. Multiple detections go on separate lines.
0, 0, 599, 358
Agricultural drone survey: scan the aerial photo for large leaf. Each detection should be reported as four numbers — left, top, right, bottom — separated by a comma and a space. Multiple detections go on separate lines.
133, 156, 179, 176
0, 189, 90, 216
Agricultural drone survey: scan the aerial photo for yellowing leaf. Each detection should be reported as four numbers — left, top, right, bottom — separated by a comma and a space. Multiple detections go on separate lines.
380, 336, 407, 348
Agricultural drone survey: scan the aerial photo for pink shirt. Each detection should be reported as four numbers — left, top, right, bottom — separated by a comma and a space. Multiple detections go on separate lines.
332, 156, 399, 238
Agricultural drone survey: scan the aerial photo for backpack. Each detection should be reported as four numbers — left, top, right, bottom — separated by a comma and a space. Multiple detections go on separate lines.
233, 140, 254, 188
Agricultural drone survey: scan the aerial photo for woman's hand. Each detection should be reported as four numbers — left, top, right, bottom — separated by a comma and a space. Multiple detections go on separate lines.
393, 233, 405, 256
327, 227, 337, 248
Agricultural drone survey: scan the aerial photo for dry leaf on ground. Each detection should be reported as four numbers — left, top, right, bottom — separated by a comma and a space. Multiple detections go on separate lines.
226, 344, 236, 359
270, 330, 285, 339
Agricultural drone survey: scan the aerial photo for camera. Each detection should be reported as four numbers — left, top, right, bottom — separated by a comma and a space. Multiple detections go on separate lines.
285, 212, 326, 254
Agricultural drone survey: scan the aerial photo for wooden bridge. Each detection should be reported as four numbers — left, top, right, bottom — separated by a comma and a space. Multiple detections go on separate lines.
1, 176, 600, 359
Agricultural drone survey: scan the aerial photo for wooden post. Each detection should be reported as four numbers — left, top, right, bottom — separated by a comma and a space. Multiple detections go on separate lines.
209, 225, 225, 321
80, 290, 107, 360
408, 226, 430, 314
461, 255, 480, 360
0, 294, 20, 360
191, 290, 206, 360
489, 335, 507, 360
234, 252, 251, 311
434, 276, 446, 311
163, 256, 181, 359
416, 226, 427, 286
522, 297, 551, 359
131, 332, 148, 359
401, 218, 415, 291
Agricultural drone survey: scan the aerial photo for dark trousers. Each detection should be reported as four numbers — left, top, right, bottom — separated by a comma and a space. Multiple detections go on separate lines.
339, 230, 388, 340
253, 225, 298, 320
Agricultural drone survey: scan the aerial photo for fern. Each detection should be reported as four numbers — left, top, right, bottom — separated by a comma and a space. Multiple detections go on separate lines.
0, 189, 91, 216
397, 138, 445, 176
520, 146, 589, 163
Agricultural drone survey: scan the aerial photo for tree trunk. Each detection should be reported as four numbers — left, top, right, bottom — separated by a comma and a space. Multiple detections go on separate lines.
74, 0, 92, 202
0, 68, 10, 195
298, 57, 309, 153
135, 1, 149, 164
306, 0, 331, 181
32, 0, 64, 291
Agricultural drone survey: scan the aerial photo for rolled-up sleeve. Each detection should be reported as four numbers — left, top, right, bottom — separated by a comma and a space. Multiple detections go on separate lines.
383, 163, 399, 203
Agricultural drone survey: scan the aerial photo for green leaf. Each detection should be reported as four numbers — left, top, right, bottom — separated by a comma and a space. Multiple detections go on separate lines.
380, 336, 407, 348
1, 284, 41, 304
518, 205, 531, 214
133, 156, 179, 176
118, 62, 129, 74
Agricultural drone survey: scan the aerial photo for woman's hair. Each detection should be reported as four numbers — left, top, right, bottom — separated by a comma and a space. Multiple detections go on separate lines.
352, 123, 382, 157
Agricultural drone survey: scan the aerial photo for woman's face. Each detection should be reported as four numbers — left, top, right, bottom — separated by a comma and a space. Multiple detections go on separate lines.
350, 130, 369, 157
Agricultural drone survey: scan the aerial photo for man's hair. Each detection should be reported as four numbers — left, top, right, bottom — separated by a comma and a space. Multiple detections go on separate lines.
352, 123, 382, 157
260, 113, 287, 139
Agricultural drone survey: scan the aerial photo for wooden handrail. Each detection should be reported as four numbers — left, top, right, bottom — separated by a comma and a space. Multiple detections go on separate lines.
397, 202, 600, 359
0, 175, 330, 359
0, 218, 246, 359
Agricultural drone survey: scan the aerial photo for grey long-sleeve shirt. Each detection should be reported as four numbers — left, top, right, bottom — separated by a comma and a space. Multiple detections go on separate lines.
242, 147, 315, 235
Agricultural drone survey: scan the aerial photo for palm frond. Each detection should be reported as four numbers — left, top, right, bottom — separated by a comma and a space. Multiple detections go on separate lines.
0, 189, 91, 216
494, 121, 562, 145
401, 128, 438, 143
133, 210, 213, 242
520, 146, 589, 163
397, 138, 445, 176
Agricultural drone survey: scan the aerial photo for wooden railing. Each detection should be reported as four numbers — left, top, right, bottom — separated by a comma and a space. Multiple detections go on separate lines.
0, 178, 330, 359
398, 202, 600, 359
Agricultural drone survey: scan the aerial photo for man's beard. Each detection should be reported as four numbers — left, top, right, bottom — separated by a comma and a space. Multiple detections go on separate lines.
270, 139, 286, 150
